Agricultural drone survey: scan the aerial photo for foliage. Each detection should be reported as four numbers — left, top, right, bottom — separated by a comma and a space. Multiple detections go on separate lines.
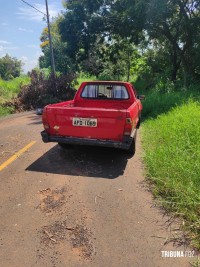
75, 74, 96, 89
39, 39, 77, 74
4, 70, 77, 111
141, 85, 200, 119
0, 105, 15, 116
81, 37, 138, 80
0, 54, 23, 80
0, 76, 30, 104
58, 0, 200, 85
0, 76, 30, 116
39, 16, 76, 74
142, 99, 200, 249
144, 0, 200, 83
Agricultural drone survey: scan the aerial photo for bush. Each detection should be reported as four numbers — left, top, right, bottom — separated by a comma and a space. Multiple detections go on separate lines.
4, 70, 77, 111
0, 54, 23, 80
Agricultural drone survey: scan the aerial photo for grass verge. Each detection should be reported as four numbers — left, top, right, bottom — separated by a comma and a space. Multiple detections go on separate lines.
0, 76, 30, 116
142, 96, 200, 249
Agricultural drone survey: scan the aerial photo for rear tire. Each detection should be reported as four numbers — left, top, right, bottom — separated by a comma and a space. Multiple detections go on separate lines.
136, 118, 141, 129
58, 143, 73, 149
127, 138, 136, 155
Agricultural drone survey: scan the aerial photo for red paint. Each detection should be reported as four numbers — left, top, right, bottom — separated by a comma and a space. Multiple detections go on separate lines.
42, 81, 143, 143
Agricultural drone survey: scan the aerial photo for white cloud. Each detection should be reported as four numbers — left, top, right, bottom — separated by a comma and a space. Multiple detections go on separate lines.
17, 3, 60, 22
0, 40, 18, 55
5, 47, 18, 51
24, 59, 38, 73
18, 27, 33, 33
1, 22, 8, 26
21, 55, 37, 72
26, 44, 38, 49
0, 40, 11, 44
21, 56, 28, 62
0, 45, 18, 53
21, 51, 43, 73
36, 51, 43, 58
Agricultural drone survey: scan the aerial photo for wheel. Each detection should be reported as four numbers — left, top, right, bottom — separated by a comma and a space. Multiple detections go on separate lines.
136, 118, 141, 129
58, 143, 73, 149
127, 138, 136, 155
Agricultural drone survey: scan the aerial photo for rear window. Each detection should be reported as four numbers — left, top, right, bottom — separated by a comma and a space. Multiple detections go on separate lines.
81, 84, 129, 100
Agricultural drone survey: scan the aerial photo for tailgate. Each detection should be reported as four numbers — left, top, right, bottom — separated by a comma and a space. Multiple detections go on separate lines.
46, 106, 127, 141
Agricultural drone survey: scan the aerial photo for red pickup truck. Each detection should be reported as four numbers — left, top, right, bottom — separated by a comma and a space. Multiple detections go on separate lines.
41, 81, 144, 154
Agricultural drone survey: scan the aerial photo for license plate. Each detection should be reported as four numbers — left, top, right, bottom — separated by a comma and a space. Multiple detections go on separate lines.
72, 118, 97, 127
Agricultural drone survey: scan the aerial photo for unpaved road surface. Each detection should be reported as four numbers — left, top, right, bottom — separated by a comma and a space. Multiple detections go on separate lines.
0, 112, 196, 267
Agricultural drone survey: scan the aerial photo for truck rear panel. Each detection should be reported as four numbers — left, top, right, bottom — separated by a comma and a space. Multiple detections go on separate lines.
41, 81, 143, 152
45, 105, 128, 142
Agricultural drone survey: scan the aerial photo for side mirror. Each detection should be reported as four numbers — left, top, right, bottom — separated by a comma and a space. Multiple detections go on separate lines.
137, 95, 145, 100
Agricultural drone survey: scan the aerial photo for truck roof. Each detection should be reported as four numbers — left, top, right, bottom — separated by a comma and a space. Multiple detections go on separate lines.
82, 81, 132, 85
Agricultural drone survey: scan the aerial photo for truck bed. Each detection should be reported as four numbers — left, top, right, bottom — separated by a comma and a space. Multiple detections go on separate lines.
45, 102, 133, 141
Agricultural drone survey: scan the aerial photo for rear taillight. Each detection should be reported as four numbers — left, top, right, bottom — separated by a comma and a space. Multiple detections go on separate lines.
42, 108, 50, 131
124, 117, 133, 135
44, 123, 50, 130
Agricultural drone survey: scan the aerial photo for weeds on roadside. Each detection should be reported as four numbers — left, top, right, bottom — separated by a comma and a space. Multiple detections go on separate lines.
142, 86, 200, 120
0, 76, 30, 116
142, 98, 200, 249
0, 76, 30, 103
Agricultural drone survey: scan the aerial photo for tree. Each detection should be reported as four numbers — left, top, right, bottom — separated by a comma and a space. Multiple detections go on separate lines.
143, 0, 200, 83
60, 0, 200, 84
110, 0, 200, 83
0, 54, 23, 80
39, 16, 76, 74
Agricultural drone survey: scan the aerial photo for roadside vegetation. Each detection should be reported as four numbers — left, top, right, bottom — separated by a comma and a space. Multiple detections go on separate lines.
142, 86, 200, 250
0, 76, 30, 116
0, 71, 92, 116
1, 70, 76, 113
0, 76, 30, 102
75, 74, 96, 89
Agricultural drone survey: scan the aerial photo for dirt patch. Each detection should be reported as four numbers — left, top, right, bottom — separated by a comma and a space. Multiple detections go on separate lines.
70, 224, 94, 259
41, 221, 69, 245
40, 221, 94, 260
37, 187, 67, 214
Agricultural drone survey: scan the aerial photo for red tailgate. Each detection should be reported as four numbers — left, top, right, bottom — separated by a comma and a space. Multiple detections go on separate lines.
46, 106, 127, 142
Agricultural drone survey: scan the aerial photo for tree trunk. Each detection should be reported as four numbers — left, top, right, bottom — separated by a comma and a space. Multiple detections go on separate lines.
126, 50, 131, 82
170, 46, 180, 83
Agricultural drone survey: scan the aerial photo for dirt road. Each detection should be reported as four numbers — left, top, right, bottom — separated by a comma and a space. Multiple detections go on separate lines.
0, 112, 194, 266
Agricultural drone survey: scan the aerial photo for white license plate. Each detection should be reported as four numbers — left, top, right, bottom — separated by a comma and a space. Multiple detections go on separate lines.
72, 118, 97, 127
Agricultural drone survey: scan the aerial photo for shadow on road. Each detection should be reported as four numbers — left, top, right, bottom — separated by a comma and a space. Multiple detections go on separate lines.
27, 115, 43, 125
26, 145, 131, 179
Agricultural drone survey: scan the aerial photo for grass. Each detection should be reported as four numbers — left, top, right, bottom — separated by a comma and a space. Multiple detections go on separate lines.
0, 76, 30, 103
75, 75, 97, 89
141, 89, 200, 249
142, 88, 200, 120
0, 76, 30, 116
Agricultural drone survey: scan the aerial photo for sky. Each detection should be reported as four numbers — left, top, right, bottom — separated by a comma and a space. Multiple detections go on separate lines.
0, 0, 64, 73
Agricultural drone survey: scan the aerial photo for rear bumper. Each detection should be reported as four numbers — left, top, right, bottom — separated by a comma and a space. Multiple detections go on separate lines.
41, 131, 133, 150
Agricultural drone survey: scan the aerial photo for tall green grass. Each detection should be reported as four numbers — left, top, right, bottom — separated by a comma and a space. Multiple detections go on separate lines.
0, 76, 30, 103
0, 76, 30, 116
76, 75, 96, 89
142, 96, 200, 249
142, 88, 200, 119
